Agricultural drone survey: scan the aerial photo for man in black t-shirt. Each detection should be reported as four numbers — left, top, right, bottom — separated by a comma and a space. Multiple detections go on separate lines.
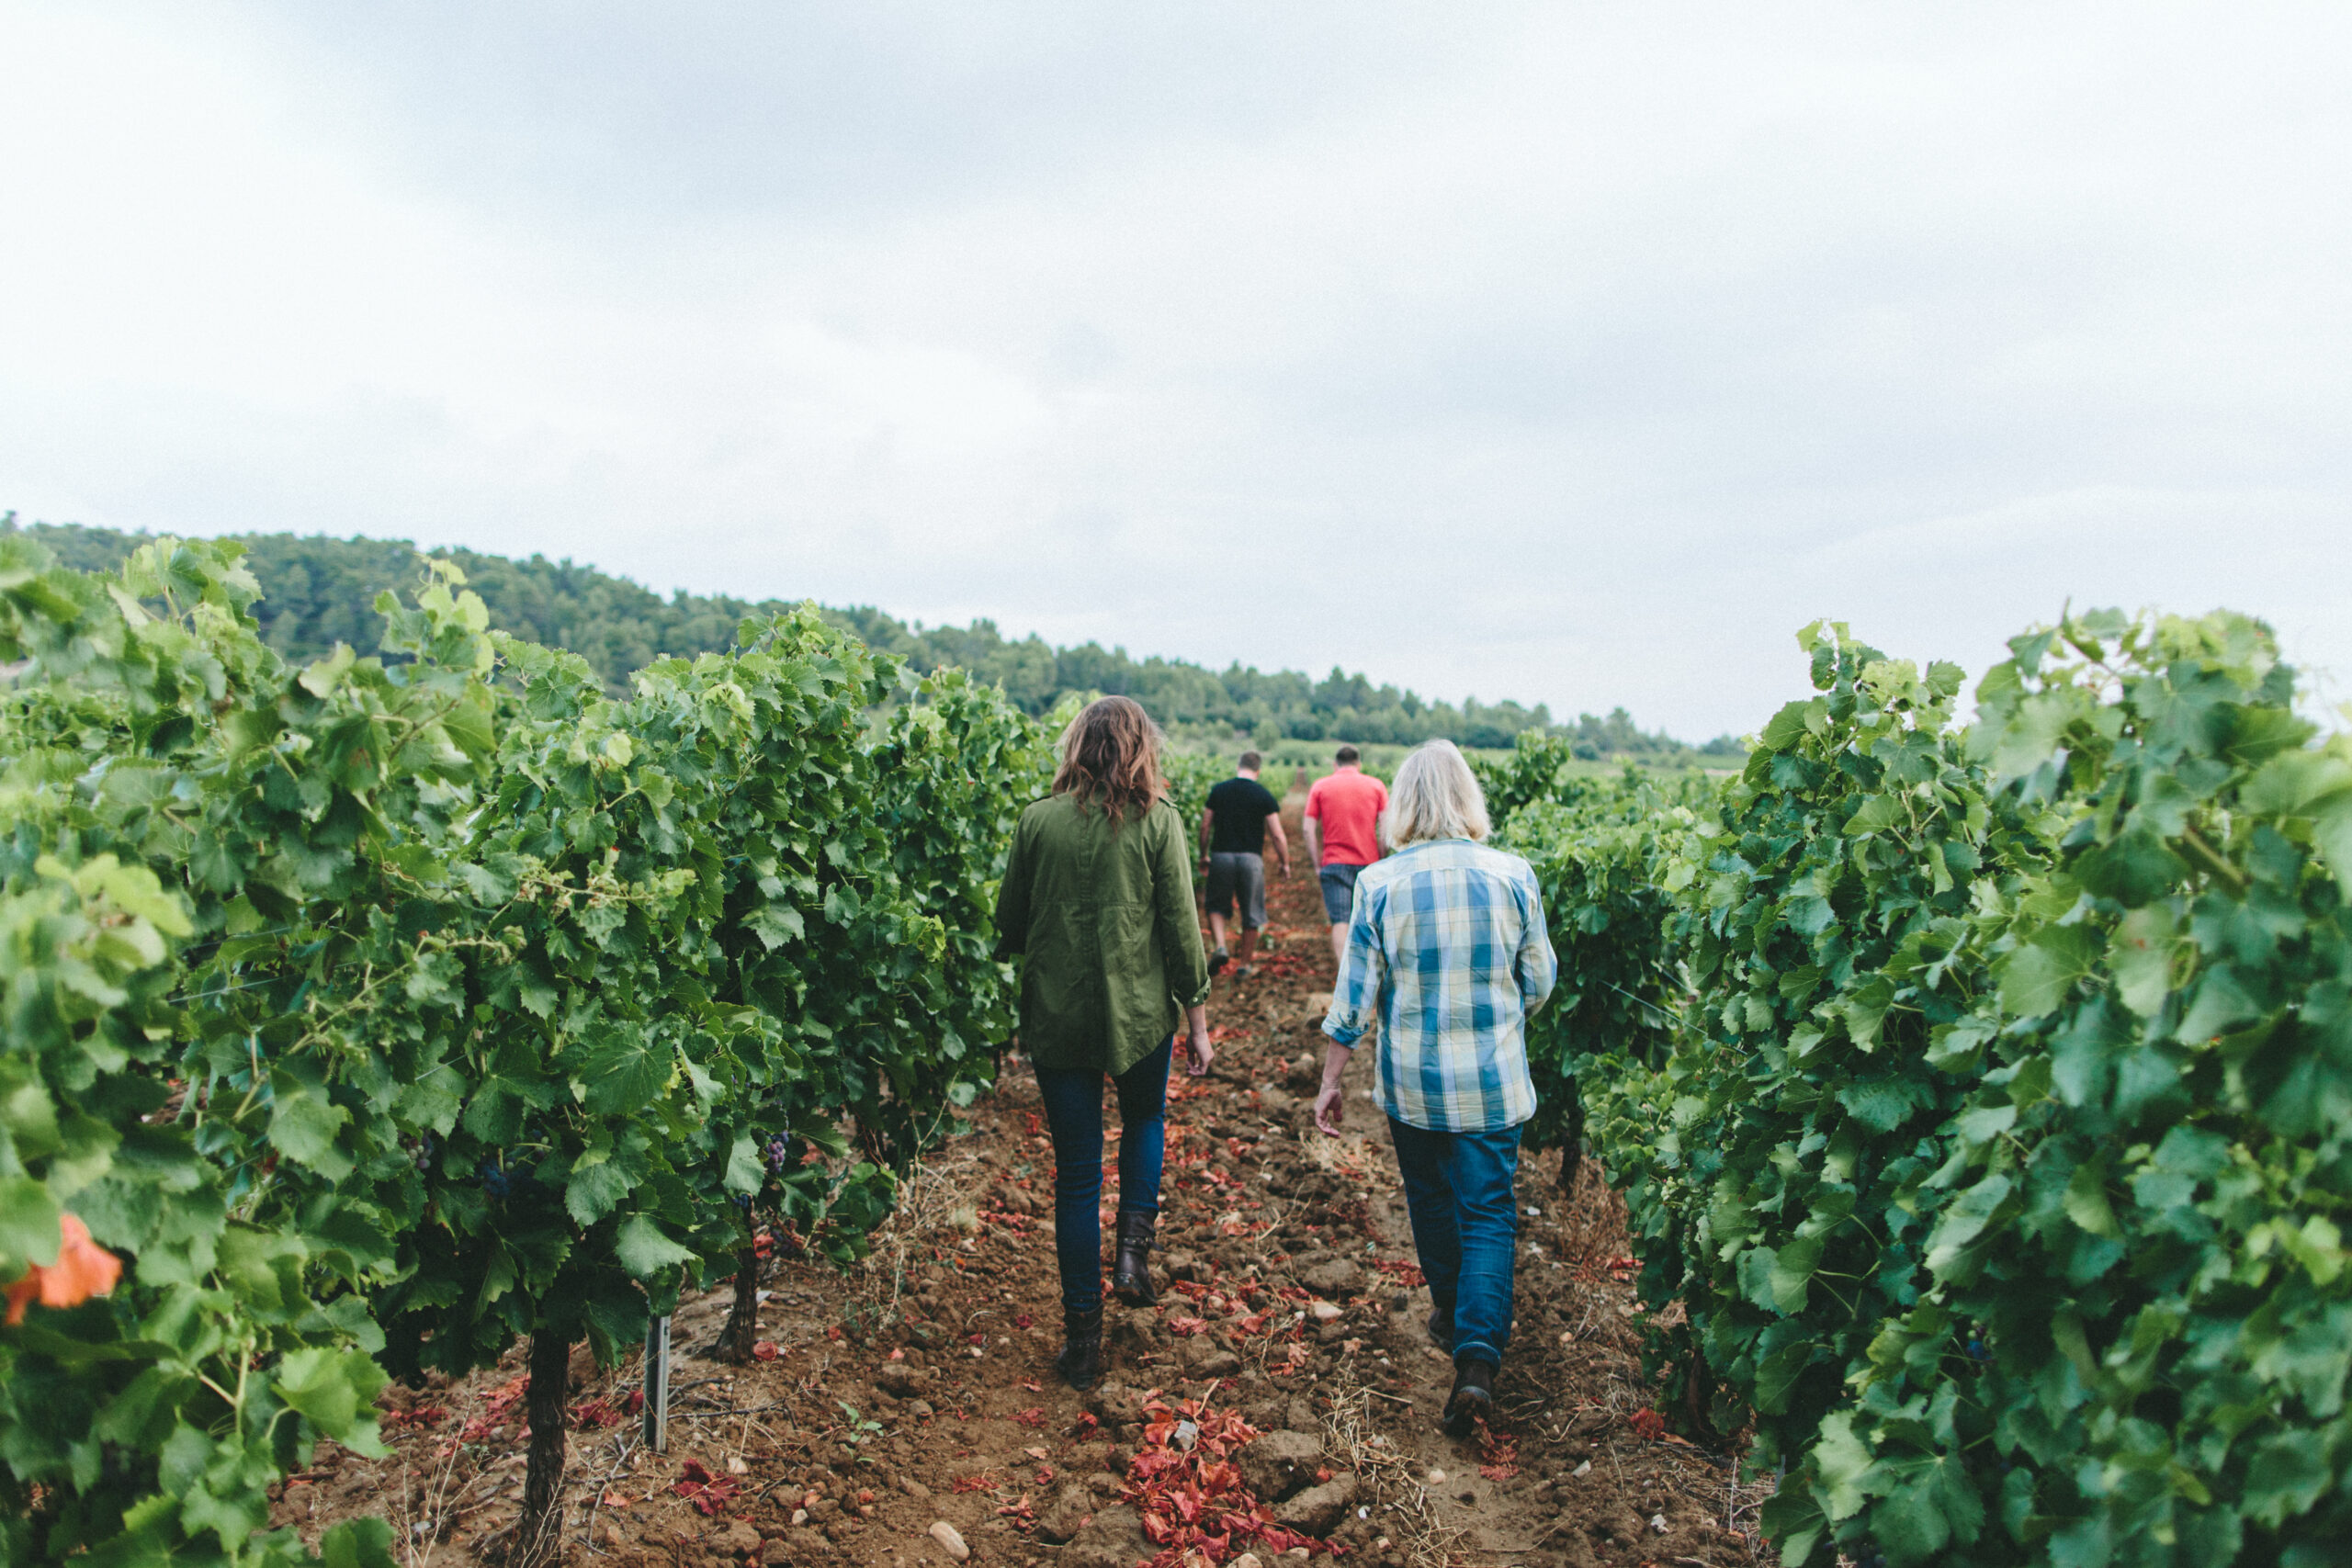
1199, 751, 1292, 978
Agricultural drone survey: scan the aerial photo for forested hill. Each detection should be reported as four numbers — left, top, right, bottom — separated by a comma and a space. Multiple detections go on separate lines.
4, 516, 1728, 755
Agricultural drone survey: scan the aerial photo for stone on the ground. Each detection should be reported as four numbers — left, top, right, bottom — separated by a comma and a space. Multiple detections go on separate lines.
1036, 1481, 1095, 1543
1273, 1475, 1361, 1537
1237, 1429, 1323, 1501
876, 1362, 923, 1399
1062, 1504, 1149, 1568
717, 1519, 763, 1559
1086, 1382, 1146, 1427
1181, 1337, 1242, 1379
1298, 1258, 1364, 1297
899, 1475, 933, 1500
1232, 1555, 1263, 1568
927, 1521, 970, 1561
1307, 1300, 1343, 1322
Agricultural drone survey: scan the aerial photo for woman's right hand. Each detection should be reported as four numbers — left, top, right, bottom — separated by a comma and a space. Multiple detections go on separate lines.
1186, 1025, 1215, 1077
1312, 1039, 1351, 1134
1182, 1004, 1214, 1077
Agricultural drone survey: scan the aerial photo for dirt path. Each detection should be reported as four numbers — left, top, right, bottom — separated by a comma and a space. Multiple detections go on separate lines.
280, 799, 1773, 1568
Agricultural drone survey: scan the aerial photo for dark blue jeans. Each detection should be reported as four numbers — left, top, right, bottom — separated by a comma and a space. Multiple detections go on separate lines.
1388, 1116, 1523, 1368
1034, 1038, 1172, 1316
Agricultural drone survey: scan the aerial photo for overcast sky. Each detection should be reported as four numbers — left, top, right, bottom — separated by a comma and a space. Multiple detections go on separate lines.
4, 3, 2347, 739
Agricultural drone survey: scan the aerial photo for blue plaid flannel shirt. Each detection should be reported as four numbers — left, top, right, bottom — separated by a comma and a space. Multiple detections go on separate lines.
1319, 839, 1558, 1132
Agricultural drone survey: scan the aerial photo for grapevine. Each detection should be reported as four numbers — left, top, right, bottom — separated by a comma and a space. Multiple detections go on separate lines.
1510, 613, 2352, 1564
0, 537, 1047, 1566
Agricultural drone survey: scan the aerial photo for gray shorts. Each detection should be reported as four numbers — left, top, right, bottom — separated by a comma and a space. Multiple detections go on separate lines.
1205, 852, 1267, 929
1318, 863, 1364, 925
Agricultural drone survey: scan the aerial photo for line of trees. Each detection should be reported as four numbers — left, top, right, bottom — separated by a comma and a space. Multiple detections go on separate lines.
3, 517, 1736, 757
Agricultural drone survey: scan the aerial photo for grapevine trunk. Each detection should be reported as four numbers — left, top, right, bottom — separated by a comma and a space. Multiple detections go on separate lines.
714, 1245, 763, 1363
517, 1331, 573, 1568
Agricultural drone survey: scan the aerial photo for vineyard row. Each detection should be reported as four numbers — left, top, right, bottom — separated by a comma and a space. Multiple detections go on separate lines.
1479, 613, 2350, 1567
0, 536, 1065, 1568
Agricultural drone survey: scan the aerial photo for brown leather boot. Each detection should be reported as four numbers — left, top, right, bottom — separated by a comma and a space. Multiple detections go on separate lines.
1442, 1358, 1497, 1437
1111, 1209, 1158, 1307
1056, 1307, 1105, 1391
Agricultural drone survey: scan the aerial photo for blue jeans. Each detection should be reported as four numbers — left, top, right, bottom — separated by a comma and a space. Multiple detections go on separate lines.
1387, 1116, 1523, 1368
1034, 1038, 1172, 1315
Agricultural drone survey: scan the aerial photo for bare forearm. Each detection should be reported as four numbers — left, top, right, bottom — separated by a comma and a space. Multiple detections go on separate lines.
1319, 1039, 1351, 1091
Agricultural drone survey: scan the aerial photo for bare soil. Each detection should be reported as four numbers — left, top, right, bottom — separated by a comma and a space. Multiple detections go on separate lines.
274, 799, 1774, 1568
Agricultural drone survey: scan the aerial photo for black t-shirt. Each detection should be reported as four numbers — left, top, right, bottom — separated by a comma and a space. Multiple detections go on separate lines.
1205, 776, 1282, 856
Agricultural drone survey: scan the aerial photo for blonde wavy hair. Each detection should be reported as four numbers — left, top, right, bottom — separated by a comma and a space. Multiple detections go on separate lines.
1386, 739, 1491, 847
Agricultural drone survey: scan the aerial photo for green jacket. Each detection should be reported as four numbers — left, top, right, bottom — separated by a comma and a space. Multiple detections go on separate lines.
994, 793, 1210, 1076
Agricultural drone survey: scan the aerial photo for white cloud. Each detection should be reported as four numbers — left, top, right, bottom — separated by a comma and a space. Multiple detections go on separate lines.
2, 0, 2346, 738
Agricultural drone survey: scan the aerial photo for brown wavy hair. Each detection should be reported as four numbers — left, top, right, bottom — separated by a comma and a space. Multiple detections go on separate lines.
1052, 696, 1167, 828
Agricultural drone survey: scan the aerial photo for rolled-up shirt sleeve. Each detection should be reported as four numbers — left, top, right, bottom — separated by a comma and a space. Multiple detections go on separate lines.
1321, 890, 1385, 1047
1512, 865, 1557, 1015
1152, 806, 1211, 1009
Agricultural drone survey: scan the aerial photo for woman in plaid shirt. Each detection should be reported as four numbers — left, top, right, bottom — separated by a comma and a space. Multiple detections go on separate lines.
1314, 739, 1557, 1435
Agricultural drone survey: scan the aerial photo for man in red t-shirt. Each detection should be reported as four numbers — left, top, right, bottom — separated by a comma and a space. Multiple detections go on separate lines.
1303, 745, 1389, 964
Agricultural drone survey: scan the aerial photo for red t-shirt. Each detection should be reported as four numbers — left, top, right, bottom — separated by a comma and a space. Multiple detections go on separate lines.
1304, 768, 1387, 867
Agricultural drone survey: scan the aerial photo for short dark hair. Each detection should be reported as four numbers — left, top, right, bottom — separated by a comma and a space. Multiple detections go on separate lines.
1335, 744, 1360, 764
1238, 750, 1262, 772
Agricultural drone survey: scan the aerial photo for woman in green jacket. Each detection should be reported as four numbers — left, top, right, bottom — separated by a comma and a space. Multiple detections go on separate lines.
994, 696, 1215, 1390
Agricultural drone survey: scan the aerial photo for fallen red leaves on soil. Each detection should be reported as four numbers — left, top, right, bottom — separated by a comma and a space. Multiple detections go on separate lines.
1124, 1393, 1329, 1568
570, 1397, 628, 1430
673, 1459, 742, 1517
